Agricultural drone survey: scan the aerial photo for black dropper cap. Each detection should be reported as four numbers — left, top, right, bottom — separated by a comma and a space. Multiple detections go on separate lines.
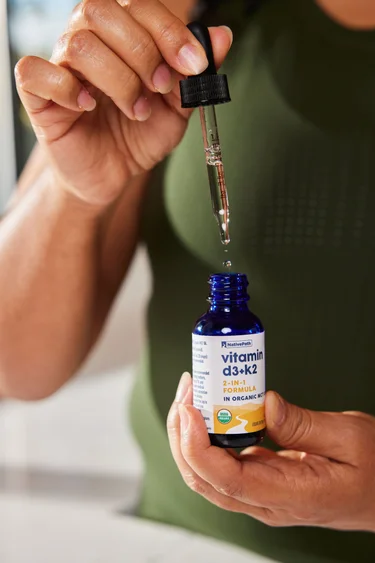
180, 22, 231, 109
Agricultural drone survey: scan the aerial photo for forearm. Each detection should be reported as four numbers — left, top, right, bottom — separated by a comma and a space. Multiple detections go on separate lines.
0, 148, 149, 401
0, 169, 104, 399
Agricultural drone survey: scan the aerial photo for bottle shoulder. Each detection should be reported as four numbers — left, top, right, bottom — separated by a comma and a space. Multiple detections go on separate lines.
193, 309, 264, 336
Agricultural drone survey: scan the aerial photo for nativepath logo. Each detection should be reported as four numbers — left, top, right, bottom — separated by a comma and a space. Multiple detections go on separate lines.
221, 340, 253, 349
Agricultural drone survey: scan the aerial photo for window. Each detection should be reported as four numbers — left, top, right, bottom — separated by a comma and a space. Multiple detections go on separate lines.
6, 0, 76, 186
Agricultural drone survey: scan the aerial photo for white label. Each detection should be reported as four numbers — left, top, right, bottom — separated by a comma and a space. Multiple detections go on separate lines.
192, 332, 266, 435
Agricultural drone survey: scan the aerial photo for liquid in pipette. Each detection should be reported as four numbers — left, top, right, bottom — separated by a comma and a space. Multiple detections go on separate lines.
199, 106, 230, 246
206, 146, 230, 246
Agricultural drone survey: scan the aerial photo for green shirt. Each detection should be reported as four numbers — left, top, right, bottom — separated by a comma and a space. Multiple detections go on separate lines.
130, 1, 375, 561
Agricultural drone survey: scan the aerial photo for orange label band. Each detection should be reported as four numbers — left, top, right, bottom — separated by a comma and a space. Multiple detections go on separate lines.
214, 404, 266, 434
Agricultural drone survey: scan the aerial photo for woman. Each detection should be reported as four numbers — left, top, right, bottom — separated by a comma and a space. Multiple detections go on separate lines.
2, 0, 375, 561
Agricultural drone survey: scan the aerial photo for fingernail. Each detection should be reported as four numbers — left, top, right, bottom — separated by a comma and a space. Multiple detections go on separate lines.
268, 392, 286, 426
220, 26, 234, 47
178, 43, 208, 75
77, 88, 96, 111
175, 372, 191, 403
152, 63, 173, 94
179, 404, 191, 434
133, 96, 152, 121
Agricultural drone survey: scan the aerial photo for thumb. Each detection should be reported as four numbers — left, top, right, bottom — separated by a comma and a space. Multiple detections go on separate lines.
265, 391, 354, 463
209, 26, 234, 70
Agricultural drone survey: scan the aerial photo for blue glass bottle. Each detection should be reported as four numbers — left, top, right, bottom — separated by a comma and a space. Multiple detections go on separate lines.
192, 273, 266, 449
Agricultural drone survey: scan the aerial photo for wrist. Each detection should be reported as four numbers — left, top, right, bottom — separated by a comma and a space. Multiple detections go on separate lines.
25, 169, 108, 244
49, 169, 113, 223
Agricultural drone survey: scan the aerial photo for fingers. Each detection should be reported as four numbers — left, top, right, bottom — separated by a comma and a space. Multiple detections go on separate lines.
15, 56, 94, 114
266, 391, 366, 464
174, 372, 192, 403
167, 375, 344, 526
178, 403, 293, 509
208, 26, 234, 69
275, 450, 329, 468
167, 380, 271, 522
28, 0, 233, 126
15, 0, 234, 137
52, 30, 152, 121
240, 446, 277, 458
159, 25, 233, 117
67, 0, 210, 97
117, 0, 209, 76
167, 402, 255, 516
14, 56, 95, 143
242, 448, 318, 463
64, 0, 233, 112
69, 0, 173, 94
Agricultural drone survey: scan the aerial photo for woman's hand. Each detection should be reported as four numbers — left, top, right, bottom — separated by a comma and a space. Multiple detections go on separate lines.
15, 0, 232, 207
167, 373, 375, 532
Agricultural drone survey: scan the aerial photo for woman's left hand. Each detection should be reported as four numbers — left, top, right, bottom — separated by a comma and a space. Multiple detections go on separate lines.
167, 373, 375, 532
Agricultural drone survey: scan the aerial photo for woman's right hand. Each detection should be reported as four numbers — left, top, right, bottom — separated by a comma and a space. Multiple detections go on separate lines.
15, 0, 232, 207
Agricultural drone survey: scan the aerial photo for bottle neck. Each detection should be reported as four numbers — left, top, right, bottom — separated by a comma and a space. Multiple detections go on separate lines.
208, 273, 250, 313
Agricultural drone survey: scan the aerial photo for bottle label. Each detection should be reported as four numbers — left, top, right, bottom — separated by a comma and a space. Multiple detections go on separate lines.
192, 332, 266, 435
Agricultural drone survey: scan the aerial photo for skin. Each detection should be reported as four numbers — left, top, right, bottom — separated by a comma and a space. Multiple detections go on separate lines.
317, 0, 375, 29
0, 0, 232, 399
167, 373, 375, 531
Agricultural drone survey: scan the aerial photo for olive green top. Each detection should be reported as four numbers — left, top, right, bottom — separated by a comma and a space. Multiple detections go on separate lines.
130, 1, 375, 561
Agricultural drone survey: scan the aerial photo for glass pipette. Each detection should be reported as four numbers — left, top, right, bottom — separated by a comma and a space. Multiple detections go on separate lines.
200, 104, 230, 245
180, 22, 232, 246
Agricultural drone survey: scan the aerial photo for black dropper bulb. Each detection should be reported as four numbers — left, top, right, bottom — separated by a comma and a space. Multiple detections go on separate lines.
187, 22, 217, 75
180, 22, 231, 109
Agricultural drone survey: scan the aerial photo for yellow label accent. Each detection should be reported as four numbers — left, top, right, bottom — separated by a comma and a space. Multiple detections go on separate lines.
214, 404, 266, 434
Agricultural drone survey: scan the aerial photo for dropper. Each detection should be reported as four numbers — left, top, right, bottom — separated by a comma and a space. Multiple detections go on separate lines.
180, 22, 232, 246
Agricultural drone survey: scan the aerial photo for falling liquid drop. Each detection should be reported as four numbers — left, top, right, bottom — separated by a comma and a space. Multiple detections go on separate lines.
223, 260, 232, 271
